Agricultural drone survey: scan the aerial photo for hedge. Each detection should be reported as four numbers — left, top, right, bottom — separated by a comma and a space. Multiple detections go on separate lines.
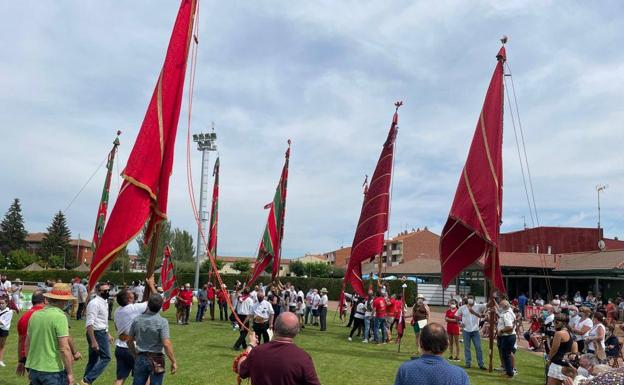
3, 270, 417, 304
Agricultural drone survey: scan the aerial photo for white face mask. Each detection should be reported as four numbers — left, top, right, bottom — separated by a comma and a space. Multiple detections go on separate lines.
417, 299, 423, 305
450, 304, 456, 309
467, 299, 474, 305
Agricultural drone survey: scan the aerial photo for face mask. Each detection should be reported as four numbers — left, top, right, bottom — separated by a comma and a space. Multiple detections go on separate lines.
0, 279, 5, 283
100, 291, 110, 300
570, 311, 577, 317
0, 304, 6, 310
467, 299, 474, 305
417, 299, 424, 305
450, 304, 456, 309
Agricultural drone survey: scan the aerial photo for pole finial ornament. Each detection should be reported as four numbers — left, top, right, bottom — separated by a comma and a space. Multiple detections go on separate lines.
394, 101, 403, 111
500, 35, 508, 45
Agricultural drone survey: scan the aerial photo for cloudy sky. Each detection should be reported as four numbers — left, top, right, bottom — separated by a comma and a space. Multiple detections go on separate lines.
1, 1, 622, 258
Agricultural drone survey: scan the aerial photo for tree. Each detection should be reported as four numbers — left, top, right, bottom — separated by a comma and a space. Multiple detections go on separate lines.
40, 211, 72, 268
136, 221, 172, 269
200, 258, 224, 273
0, 249, 36, 270
171, 229, 194, 262
289, 260, 306, 277
0, 198, 28, 254
109, 248, 130, 272
48, 254, 65, 269
231, 260, 251, 274
289, 261, 333, 278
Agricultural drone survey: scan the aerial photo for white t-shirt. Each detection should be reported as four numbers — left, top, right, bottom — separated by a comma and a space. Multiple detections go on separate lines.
535, 298, 545, 306
114, 302, 148, 348
587, 323, 605, 351
305, 291, 313, 306
311, 294, 320, 310
0, 307, 13, 331
355, 303, 366, 319
0, 280, 11, 297
457, 304, 485, 332
320, 294, 329, 307
574, 318, 593, 341
237, 296, 254, 316
497, 309, 516, 336
252, 300, 274, 321
133, 285, 145, 303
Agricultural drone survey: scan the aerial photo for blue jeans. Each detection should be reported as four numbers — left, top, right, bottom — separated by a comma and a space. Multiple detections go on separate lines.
132, 354, 164, 385
463, 330, 484, 368
499, 334, 516, 376
29, 369, 68, 385
373, 317, 387, 342
84, 330, 111, 383
363, 316, 371, 340
196, 302, 206, 321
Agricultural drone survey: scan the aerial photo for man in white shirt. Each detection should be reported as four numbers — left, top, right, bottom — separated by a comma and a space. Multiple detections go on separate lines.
497, 300, 516, 378
250, 286, 259, 304
233, 288, 254, 351
455, 295, 486, 370
319, 288, 329, 331
251, 292, 274, 344
72, 278, 88, 320
83, 282, 113, 385
304, 289, 313, 325
132, 281, 145, 303
0, 275, 11, 299
113, 278, 156, 385
311, 289, 321, 326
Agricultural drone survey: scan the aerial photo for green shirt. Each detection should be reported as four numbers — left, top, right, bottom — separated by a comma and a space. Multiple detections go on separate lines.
25, 306, 69, 372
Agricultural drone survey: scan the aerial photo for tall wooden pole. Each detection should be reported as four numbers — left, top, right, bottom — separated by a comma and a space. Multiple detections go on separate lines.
143, 222, 161, 300
488, 245, 496, 372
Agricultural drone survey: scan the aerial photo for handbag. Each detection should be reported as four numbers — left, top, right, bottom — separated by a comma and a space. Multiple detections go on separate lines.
144, 353, 166, 374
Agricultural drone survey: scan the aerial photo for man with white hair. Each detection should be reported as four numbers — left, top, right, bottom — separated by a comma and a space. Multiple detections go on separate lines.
497, 300, 516, 378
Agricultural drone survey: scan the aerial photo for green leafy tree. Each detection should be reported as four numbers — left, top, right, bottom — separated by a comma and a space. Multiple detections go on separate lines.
231, 260, 251, 274
290, 261, 333, 278
289, 260, 306, 277
110, 247, 130, 272
200, 257, 224, 273
48, 254, 64, 269
0, 198, 28, 254
136, 220, 172, 269
40, 211, 72, 268
171, 229, 194, 262
0, 249, 36, 270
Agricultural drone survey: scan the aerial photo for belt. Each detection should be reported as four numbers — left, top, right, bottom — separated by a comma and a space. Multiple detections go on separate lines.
139, 352, 164, 356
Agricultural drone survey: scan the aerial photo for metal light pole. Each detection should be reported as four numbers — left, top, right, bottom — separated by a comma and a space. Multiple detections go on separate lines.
597, 184, 608, 240
192, 125, 217, 291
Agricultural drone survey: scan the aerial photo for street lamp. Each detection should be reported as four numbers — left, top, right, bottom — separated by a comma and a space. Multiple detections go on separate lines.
192, 123, 217, 291
596, 184, 608, 244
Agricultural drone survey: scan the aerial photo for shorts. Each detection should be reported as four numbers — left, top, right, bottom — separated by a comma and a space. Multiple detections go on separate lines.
547, 363, 565, 380
115, 346, 135, 380
0, 329, 8, 337
312, 309, 319, 317
413, 323, 421, 333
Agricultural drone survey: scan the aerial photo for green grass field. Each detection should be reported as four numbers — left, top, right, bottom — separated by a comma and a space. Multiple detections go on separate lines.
2, 309, 546, 385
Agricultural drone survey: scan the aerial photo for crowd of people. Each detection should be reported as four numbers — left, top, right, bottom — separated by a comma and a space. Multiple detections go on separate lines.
5, 270, 624, 385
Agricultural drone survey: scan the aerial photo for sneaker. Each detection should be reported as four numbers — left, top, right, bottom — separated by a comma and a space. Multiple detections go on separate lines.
479, 366, 487, 370
348, 337, 352, 341
513, 368, 518, 375
362, 339, 368, 343
495, 366, 505, 371
0, 361, 5, 367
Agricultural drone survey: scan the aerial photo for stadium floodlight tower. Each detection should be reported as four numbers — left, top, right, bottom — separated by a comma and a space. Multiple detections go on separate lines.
192, 124, 217, 291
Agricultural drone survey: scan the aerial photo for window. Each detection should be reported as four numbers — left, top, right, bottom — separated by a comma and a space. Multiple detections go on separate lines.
382, 256, 387, 263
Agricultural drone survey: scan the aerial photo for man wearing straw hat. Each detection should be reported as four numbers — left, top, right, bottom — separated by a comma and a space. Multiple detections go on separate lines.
25, 282, 77, 385
319, 288, 329, 331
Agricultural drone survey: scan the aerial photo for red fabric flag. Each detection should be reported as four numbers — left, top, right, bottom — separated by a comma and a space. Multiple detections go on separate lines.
343, 103, 401, 297
248, 142, 290, 286
206, 158, 219, 284
396, 295, 406, 340
160, 245, 178, 311
88, 0, 197, 290
440, 46, 506, 292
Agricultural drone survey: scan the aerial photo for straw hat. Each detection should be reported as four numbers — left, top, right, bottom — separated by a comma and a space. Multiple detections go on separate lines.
321, 288, 328, 293
43, 283, 76, 301
416, 293, 425, 299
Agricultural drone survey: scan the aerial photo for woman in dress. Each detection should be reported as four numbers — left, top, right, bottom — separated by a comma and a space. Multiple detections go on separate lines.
586, 311, 606, 362
445, 299, 460, 361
